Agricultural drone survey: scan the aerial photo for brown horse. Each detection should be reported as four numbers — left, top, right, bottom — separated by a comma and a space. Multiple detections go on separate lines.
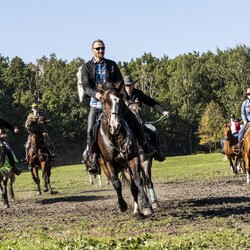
223, 123, 242, 174
128, 102, 159, 210
27, 120, 54, 195
96, 81, 153, 217
242, 124, 250, 184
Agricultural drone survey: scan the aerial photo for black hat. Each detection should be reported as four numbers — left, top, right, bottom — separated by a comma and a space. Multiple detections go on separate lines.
124, 75, 139, 86
230, 114, 235, 119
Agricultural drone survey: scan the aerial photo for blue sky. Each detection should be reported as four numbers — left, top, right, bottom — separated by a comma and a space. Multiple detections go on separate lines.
1, 0, 250, 64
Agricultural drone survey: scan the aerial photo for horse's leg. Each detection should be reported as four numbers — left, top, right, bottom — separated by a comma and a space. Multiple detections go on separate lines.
227, 156, 236, 174
141, 155, 159, 210
129, 157, 153, 217
43, 160, 53, 194
232, 155, 238, 174
88, 173, 94, 185
102, 160, 127, 212
2, 178, 9, 208
112, 175, 127, 212
8, 174, 15, 201
129, 179, 142, 219
106, 178, 110, 185
97, 174, 102, 187
31, 167, 41, 195
244, 152, 250, 184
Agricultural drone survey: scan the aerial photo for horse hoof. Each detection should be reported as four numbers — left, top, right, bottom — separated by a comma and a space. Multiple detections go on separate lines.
133, 212, 143, 220
37, 191, 41, 195
3, 204, 10, 209
142, 207, 153, 217
117, 202, 128, 212
44, 188, 49, 192
152, 201, 160, 210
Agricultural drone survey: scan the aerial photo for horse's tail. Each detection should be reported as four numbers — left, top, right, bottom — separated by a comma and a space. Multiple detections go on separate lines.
121, 169, 131, 187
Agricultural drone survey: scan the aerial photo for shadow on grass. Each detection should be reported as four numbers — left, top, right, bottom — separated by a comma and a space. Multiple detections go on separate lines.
37, 194, 113, 205
160, 196, 250, 219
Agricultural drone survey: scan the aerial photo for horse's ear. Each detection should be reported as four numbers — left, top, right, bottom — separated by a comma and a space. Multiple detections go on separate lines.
114, 79, 124, 92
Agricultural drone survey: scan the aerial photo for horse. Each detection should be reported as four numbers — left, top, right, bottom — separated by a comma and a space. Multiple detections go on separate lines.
223, 123, 242, 174
128, 102, 159, 210
85, 165, 110, 187
27, 120, 54, 195
93, 81, 153, 218
0, 143, 16, 208
241, 124, 250, 184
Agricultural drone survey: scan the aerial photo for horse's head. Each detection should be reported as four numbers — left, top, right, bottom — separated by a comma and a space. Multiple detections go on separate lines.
27, 120, 40, 133
224, 123, 233, 140
100, 81, 124, 135
128, 102, 144, 125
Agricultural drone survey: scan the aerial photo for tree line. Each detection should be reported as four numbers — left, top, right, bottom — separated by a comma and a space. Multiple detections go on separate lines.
1, 44, 250, 164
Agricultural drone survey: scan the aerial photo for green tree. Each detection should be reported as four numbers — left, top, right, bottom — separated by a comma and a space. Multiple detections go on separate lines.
198, 101, 224, 153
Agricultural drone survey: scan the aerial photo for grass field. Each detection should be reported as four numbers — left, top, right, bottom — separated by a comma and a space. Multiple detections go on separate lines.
1, 153, 249, 249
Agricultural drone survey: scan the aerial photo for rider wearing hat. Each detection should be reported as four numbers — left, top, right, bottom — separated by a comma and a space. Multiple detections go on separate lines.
0, 117, 22, 175
23, 103, 56, 163
122, 75, 169, 162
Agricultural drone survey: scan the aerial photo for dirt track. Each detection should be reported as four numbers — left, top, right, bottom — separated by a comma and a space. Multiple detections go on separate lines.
1, 175, 250, 239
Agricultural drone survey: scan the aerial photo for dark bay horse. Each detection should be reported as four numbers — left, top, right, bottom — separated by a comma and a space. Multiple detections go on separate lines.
0, 145, 15, 208
96, 82, 153, 217
242, 125, 250, 184
128, 102, 159, 210
27, 120, 54, 195
223, 124, 242, 174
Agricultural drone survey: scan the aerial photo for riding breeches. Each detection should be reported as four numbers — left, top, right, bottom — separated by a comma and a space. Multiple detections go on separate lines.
87, 107, 102, 147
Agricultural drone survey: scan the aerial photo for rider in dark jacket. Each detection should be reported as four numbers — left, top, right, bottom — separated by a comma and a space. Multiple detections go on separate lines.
79, 39, 154, 174
122, 75, 169, 162
0, 117, 22, 175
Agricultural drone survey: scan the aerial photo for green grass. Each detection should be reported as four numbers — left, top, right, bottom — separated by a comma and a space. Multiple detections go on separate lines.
0, 153, 248, 250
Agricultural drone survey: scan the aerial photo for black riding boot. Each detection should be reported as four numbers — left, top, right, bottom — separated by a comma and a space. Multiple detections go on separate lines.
88, 152, 100, 174
82, 135, 100, 174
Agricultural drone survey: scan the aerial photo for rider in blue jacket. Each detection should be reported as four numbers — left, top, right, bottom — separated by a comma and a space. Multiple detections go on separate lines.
236, 88, 250, 150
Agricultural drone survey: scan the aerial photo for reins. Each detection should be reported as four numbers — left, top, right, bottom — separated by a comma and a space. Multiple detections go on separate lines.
146, 114, 168, 124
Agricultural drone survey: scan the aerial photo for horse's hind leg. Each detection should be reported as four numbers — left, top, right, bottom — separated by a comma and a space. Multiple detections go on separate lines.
1, 179, 9, 208
9, 175, 15, 201
130, 159, 153, 217
42, 171, 49, 192
130, 180, 143, 219
141, 160, 159, 210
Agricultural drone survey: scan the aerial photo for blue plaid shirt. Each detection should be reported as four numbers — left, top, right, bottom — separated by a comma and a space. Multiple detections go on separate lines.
90, 59, 107, 109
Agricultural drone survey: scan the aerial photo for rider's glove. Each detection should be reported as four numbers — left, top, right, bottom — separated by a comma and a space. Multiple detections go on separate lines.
162, 111, 170, 118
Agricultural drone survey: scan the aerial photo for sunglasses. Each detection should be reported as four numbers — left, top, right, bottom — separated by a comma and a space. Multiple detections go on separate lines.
94, 47, 105, 51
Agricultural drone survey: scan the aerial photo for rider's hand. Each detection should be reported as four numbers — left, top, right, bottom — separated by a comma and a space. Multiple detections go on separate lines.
95, 92, 102, 100
14, 128, 19, 133
163, 111, 170, 118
